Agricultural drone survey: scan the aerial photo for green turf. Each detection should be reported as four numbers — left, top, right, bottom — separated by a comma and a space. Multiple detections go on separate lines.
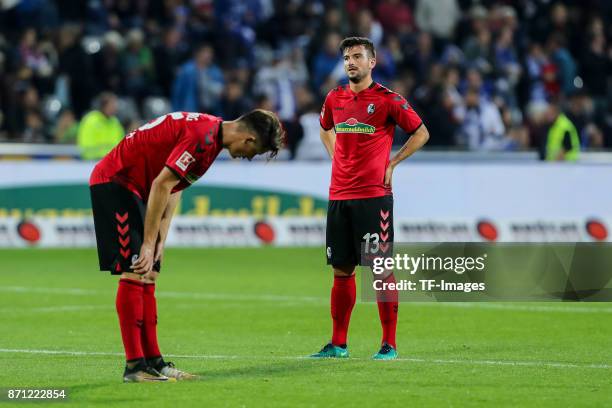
0, 248, 611, 407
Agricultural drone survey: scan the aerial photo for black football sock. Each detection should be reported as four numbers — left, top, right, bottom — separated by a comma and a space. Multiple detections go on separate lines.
146, 356, 165, 370
125, 357, 147, 372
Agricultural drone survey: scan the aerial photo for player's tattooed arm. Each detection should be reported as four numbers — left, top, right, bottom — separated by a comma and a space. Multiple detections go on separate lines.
385, 124, 429, 186
320, 127, 336, 159
132, 167, 180, 274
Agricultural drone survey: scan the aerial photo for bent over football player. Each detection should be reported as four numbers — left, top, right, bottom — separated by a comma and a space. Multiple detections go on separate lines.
90, 109, 284, 381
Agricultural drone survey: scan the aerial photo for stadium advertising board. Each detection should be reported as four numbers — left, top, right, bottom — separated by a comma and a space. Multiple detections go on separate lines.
0, 162, 610, 246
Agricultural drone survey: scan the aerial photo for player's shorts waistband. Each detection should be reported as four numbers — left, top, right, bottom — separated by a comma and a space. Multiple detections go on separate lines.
89, 170, 143, 200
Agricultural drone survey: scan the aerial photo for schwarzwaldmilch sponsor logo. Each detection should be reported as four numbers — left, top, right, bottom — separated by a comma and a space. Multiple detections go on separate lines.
585, 219, 608, 241
335, 117, 375, 134
476, 220, 498, 242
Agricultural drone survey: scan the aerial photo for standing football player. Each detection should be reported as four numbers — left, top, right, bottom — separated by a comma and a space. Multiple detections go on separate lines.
90, 109, 284, 382
311, 37, 429, 360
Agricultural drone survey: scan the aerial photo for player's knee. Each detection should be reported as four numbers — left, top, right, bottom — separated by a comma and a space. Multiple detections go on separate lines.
333, 264, 355, 277
142, 271, 160, 284
121, 271, 142, 282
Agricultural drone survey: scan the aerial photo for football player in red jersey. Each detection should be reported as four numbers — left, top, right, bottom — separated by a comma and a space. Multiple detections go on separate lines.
89, 109, 284, 382
311, 37, 430, 360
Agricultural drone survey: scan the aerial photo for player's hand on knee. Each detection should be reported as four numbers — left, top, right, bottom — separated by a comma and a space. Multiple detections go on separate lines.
131, 244, 154, 274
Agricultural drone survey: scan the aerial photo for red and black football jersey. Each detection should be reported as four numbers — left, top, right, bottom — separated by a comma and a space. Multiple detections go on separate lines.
320, 82, 423, 200
90, 112, 223, 201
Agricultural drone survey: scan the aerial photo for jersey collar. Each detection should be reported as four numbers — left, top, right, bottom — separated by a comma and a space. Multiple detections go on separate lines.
348, 81, 377, 96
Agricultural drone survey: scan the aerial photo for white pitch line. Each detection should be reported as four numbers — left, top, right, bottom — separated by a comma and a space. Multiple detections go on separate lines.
398, 357, 612, 370
2, 286, 612, 314
0, 286, 326, 304
0, 348, 609, 370
408, 302, 612, 314
159, 290, 325, 303
0, 287, 101, 296
0, 305, 109, 313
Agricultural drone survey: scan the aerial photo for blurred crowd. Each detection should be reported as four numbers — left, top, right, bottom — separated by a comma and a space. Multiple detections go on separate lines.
0, 0, 610, 159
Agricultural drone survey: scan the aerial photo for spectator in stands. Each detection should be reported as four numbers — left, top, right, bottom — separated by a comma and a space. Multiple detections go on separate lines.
77, 92, 124, 160
17, 28, 56, 95
581, 27, 610, 112
121, 29, 156, 105
354, 9, 383, 47
544, 101, 580, 161
171, 45, 224, 114
415, 0, 460, 47
493, 27, 521, 105
94, 31, 124, 96
0, 1, 609, 155
253, 93, 275, 112
372, 36, 397, 84
22, 111, 47, 143
566, 92, 604, 149
546, 33, 576, 96
456, 88, 510, 151
418, 68, 460, 147
220, 80, 251, 120
53, 108, 78, 144
376, 0, 413, 35
500, 103, 529, 150
461, 67, 492, 101
307, 7, 346, 64
9, 86, 47, 142
57, 25, 94, 118
525, 42, 548, 103
253, 48, 304, 121
525, 101, 547, 155
312, 32, 342, 95
407, 31, 436, 85
153, 27, 188, 97
463, 26, 493, 75
294, 86, 327, 160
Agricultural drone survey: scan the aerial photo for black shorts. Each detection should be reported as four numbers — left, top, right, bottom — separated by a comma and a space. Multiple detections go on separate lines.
90, 182, 161, 274
326, 195, 394, 266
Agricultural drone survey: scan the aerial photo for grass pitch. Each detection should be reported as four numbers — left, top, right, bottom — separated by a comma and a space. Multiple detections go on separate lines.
0, 248, 611, 407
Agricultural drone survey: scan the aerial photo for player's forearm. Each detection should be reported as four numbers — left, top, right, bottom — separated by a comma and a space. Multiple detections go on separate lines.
143, 179, 175, 247
389, 125, 429, 168
320, 128, 336, 159
158, 191, 181, 243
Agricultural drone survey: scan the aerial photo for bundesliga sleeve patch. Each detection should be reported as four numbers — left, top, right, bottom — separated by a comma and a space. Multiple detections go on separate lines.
176, 151, 195, 171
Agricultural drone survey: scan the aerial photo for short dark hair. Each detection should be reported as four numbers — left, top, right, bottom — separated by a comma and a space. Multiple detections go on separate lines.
339, 36, 376, 58
237, 109, 285, 159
